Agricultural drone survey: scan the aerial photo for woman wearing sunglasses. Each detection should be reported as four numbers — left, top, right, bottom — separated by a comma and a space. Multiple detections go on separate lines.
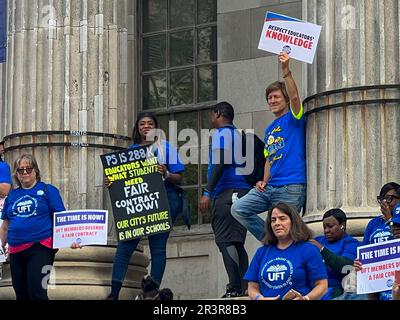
354, 182, 400, 300
0, 154, 66, 300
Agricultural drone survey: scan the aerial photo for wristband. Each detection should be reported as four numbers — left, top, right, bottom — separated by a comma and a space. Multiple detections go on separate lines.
283, 70, 292, 78
203, 190, 211, 197
303, 295, 310, 300
255, 294, 263, 300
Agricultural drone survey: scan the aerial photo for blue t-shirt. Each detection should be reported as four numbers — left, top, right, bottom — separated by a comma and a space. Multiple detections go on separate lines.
362, 215, 392, 246
207, 125, 251, 199
130, 140, 184, 192
362, 215, 393, 300
315, 234, 359, 299
0, 161, 11, 184
1, 182, 66, 246
244, 242, 327, 299
264, 108, 306, 186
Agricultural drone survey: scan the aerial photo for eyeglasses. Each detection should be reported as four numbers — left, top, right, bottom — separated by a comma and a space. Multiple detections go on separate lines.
16, 167, 34, 175
377, 194, 400, 204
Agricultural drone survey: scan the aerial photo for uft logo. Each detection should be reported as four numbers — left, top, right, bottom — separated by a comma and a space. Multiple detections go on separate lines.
282, 45, 291, 54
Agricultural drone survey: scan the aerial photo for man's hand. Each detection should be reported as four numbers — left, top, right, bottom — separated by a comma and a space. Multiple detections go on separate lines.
255, 181, 266, 192
279, 51, 290, 74
199, 195, 211, 214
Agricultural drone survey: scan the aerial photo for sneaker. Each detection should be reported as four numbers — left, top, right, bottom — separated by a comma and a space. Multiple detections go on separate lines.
221, 284, 242, 298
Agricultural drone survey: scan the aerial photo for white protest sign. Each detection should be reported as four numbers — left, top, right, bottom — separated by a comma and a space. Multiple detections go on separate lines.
53, 210, 108, 249
258, 11, 322, 64
356, 238, 400, 294
0, 218, 7, 262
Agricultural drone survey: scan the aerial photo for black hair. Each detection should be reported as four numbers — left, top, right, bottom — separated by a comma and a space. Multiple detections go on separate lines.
380, 182, 400, 197
0, 140, 4, 146
213, 101, 234, 122
323, 208, 347, 224
131, 112, 159, 144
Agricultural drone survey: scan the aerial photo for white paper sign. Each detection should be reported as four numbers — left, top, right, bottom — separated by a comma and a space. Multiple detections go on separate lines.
356, 238, 400, 294
0, 218, 7, 262
53, 210, 108, 249
258, 11, 322, 64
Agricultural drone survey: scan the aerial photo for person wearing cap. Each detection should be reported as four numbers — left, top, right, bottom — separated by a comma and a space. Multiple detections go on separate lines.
390, 202, 400, 239
309, 208, 360, 300
354, 182, 400, 300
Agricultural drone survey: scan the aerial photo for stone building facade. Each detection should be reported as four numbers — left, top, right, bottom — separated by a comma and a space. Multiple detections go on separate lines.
0, 0, 399, 299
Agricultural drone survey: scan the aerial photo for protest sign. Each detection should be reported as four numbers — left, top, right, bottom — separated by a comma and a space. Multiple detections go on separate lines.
0, 219, 6, 262
53, 210, 108, 249
357, 238, 400, 294
101, 146, 171, 242
258, 11, 321, 64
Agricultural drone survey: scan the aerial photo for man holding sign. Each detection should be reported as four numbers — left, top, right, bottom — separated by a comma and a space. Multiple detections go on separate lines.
231, 52, 306, 241
258, 11, 321, 64
102, 112, 185, 300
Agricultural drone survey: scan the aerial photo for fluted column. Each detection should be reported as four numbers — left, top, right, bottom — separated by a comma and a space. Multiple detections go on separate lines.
302, 0, 400, 235
0, 0, 147, 299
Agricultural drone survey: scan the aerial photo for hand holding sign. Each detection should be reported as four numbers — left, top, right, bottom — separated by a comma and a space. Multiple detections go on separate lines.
258, 11, 322, 64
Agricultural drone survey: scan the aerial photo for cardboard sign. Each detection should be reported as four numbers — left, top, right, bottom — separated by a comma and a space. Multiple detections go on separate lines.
258, 11, 322, 64
101, 146, 171, 242
356, 239, 400, 294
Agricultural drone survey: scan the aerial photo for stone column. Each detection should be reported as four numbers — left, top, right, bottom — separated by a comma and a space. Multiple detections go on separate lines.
302, 0, 400, 236
0, 0, 147, 299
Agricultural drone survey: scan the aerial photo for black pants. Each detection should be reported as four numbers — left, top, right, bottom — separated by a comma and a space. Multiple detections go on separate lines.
9, 242, 56, 300
217, 242, 249, 293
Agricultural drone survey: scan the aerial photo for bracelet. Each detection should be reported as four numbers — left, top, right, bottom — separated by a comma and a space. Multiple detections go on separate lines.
255, 294, 263, 300
283, 70, 292, 78
203, 190, 211, 197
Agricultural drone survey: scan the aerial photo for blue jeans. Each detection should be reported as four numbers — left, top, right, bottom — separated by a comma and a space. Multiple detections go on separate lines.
111, 190, 182, 286
230, 184, 306, 241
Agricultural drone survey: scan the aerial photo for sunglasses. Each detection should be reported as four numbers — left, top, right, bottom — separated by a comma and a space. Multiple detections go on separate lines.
377, 194, 400, 204
16, 167, 34, 175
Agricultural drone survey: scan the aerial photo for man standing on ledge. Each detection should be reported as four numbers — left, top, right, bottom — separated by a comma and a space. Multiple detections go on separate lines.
231, 52, 306, 241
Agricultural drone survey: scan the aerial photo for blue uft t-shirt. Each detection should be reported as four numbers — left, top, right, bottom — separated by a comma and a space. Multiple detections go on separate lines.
264, 107, 306, 186
315, 234, 359, 299
130, 140, 184, 192
207, 125, 251, 199
0, 161, 11, 184
362, 215, 393, 246
1, 182, 66, 246
361, 215, 393, 300
244, 241, 327, 299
